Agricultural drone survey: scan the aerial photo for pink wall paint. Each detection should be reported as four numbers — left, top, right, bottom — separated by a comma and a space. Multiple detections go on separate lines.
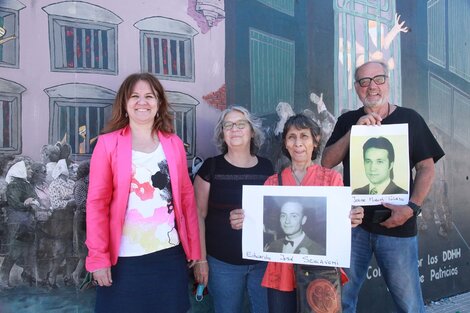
3, 0, 224, 160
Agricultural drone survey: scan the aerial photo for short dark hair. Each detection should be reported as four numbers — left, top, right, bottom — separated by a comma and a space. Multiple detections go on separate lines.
362, 136, 395, 179
76, 161, 90, 180
30, 162, 47, 184
281, 114, 321, 161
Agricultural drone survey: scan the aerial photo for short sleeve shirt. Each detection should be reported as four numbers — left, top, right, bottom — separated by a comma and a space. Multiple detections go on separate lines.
197, 154, 274, 265
325, 106, 445, 237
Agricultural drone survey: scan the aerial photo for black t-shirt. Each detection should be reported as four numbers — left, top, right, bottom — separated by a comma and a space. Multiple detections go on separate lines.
197, 154, 274, 265
325, 106, 445, 237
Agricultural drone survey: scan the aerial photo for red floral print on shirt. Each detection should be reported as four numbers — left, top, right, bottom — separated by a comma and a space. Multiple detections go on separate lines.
130, 178, 155, 201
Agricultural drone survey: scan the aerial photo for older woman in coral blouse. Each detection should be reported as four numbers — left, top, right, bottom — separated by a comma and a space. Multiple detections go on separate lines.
230, 114, 363, 313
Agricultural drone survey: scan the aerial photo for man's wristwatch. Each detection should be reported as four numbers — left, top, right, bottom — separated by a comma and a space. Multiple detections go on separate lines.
408, 201, 421, 216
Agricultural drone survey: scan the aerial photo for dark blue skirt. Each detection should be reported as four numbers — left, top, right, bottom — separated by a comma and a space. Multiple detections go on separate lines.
95, 245, 189, 313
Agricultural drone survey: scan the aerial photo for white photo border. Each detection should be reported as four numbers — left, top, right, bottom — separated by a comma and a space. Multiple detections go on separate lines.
350, 124, 410, 206
242, 185, 352, 267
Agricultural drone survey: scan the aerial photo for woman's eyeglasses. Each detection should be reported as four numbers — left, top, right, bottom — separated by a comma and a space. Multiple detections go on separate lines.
355, 75, 388, 87
222, 120, 248, 131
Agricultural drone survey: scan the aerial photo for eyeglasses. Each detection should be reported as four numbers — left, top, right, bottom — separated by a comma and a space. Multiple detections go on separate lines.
355, 75, 388, 87
222, 120, 248, 131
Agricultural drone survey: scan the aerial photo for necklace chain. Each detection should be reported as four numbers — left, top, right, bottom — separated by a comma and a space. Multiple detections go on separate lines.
291, 167, 303, 186
291, 162, 313, 185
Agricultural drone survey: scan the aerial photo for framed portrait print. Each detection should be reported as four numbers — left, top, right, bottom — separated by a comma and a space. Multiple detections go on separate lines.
242, 185, 352, 267
350, 123, 410, 206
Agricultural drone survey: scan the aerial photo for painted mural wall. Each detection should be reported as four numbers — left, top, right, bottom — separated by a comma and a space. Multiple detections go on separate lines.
0, 0, 469, 312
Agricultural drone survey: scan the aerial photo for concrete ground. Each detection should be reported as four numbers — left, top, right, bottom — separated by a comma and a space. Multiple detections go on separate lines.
426, 292, 470, 313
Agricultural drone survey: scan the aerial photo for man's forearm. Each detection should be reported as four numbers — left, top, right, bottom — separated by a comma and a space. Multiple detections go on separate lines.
321, 130, 351, 168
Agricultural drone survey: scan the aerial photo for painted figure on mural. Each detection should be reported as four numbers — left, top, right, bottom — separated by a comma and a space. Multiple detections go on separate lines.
40, 144, 61, 184
30, 161, 54, 288
261, 102, 295, 172
0, 155, 90, 289
303, 92, 336, 165
339, 13, 409, 91
0, 160, 38, 289
78, 125, 98, 154
30, 162, 52, 221
46, 159, 76, 288
263, 98, 338, 172
71, 160, 90, 285
40, 142, 73, 185
0, 25, 16, 46
0, 155, 15, 256
418, 126, 452, 238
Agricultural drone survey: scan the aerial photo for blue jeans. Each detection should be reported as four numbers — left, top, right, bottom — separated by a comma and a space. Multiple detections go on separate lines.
207, 255, 268, 313
342, 227, 425, 313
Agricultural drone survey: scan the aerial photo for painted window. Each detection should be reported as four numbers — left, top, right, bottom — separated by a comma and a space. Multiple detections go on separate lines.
428, 74, 452, 134
427, 0, 446, 68
135, 17, 198, 82
45, 84, 115, 156
0, 0, 25, 68
51, 20, 115, 72
429, 73, 470, 149
257, 0, 294, 16
0, 78, 25, 154
142, 33, 192, 80
249, 28, 295, 115
42, 1, 122, 74
453, 89, 470, 148
448, 0, 470, 82
167, 91, 199, 158
427, 0, 470, 147
334, 0, 402, 114
427, 0, 470, 82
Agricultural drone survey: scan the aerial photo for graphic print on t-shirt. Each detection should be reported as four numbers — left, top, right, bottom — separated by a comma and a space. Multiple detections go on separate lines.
119, 146, 179, 257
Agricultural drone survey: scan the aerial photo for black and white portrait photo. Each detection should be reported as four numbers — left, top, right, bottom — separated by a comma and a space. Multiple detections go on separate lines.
263, 196, 326, 255
242, 185, 352, 267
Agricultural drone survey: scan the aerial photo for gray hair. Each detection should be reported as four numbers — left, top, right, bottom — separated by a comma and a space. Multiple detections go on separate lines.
354, 60, 389, 81
214, 105, 265, 155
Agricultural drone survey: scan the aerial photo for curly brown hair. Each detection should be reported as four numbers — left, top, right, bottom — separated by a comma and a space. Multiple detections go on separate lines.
102, 73, 174, 134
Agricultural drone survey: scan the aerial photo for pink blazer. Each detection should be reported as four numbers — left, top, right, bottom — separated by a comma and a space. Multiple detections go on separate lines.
85, 126, 201, 272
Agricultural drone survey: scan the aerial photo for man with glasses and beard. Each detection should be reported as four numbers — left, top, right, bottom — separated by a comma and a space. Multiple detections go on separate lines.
322, 61, 444, 313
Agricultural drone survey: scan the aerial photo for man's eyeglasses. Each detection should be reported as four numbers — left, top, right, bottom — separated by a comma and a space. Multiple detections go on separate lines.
355, 75, 388, 87
222, 120, 248, 131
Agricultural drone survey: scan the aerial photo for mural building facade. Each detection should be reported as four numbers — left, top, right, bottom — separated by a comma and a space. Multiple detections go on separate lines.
0, 0, 469, 312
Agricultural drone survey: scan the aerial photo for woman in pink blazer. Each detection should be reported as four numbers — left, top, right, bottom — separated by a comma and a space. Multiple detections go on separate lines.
85, 73, 200, 313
